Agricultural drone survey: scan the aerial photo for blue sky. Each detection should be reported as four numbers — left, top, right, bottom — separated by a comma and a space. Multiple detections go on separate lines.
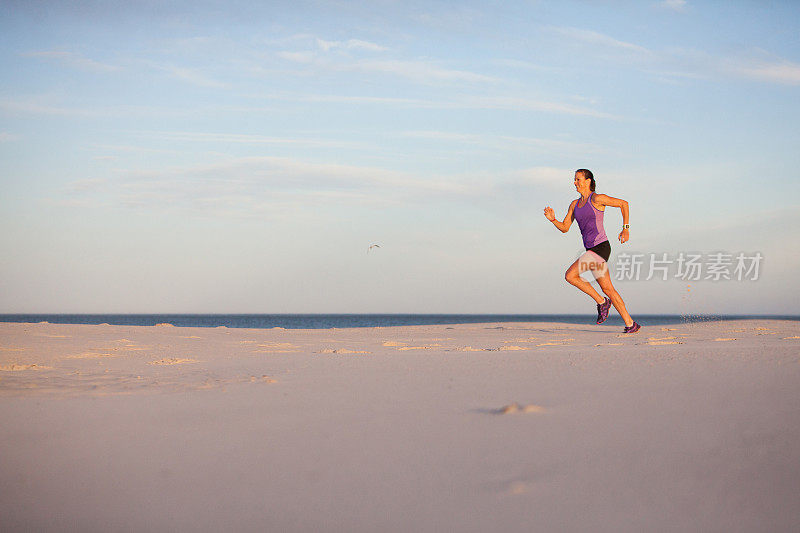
1, 0, 799, 314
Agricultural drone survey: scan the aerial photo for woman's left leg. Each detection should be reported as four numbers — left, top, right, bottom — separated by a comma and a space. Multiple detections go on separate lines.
595, 271, 634, 327
565, 257, 605, 304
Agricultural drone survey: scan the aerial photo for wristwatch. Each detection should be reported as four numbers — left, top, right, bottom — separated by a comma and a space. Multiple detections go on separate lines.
622, 224, 630, 229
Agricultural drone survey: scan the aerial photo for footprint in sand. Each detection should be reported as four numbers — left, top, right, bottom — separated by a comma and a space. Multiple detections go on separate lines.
318, 348, 370, 355
537, 342, 568, 346
249, 375, 277, 383
257, 343, 297, 348
148, 358, 198, 365
0, 363, 52, 371
495, 403, 547, 415
382, 341, 407, 347
121, 344, 149, 351
397, 345, 440, 351
594, 343, 624, 347
648, 336, 677, 341
254, 343, 299, 353
646, 341, 683, 345
506, 481, 529, 495
713, 338, 737, 342
499, 345, 529, 351
66, 352, 116, 359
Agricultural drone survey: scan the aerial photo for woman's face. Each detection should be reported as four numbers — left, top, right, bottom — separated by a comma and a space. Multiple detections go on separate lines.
574, 172, 590, 193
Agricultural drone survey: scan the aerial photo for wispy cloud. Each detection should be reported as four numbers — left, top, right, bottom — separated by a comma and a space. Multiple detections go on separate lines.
275, 51, 499, 85
0, 97, 204, 118
272, 34, 495, 86
351, 59, 498, 84
161, 65, 228, 88
137, 131, 366, 149
23, 50, 121, 72
401, 131, 603, 154
316, 38, 387, 52
458, 95, 617, 118
650, 48, 800, 86
275, 51, 316, 63
56, 156, 481, 217
254, 93, 428, 107
724, 56, 800, 85
252, 92, 615, 118
493, 58, 546, 70
87, 143, 180, 155
548, 27, 800, 88
274, 35, 388, 54
416, 7, 484, 31
62, 178, 110, 193
0, 97, 97, 116
272, 35, 387, 65
658, 0, 687, 13
548, 26, 651, 55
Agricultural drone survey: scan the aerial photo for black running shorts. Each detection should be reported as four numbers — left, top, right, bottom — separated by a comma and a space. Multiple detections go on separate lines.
587, 240, 611, 262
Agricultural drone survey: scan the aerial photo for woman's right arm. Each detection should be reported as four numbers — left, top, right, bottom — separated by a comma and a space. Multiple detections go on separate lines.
543, 200, 576, 233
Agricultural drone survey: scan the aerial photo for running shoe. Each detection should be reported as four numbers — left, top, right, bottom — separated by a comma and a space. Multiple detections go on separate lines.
596, 297, 611, 324
623, 321, 641, 334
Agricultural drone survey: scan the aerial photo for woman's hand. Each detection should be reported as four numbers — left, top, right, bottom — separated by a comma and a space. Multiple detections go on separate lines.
543, 206, 556, 221
618, 228, 629, 244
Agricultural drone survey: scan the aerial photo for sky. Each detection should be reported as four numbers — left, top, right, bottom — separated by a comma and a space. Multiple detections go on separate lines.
1, 0, 799, 315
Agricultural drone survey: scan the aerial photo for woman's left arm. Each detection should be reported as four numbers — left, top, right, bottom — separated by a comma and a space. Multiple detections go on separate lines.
594, 194, 630, 244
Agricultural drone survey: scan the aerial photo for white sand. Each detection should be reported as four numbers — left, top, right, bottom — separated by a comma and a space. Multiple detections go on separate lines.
1, 319, 799, 532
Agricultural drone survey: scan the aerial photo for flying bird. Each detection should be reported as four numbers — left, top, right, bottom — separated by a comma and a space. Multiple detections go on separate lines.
367, 244, 381, 253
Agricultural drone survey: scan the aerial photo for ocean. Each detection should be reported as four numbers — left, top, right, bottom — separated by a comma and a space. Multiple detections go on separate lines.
1, 314, 798, 329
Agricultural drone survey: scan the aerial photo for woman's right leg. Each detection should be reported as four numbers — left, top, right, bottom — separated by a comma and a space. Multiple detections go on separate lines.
596, 272, 634, 327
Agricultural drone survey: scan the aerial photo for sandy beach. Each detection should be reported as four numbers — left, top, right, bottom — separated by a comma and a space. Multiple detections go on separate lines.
1, 319, 799, 532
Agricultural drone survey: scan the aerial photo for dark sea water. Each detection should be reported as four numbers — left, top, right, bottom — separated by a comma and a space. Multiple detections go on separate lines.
0, 314, 797, 329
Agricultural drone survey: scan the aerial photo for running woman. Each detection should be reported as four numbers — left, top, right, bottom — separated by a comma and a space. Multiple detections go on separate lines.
543, 169, 641, 333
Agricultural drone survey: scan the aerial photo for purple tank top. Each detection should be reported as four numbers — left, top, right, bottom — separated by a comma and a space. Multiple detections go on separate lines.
573, 192, 608, 249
